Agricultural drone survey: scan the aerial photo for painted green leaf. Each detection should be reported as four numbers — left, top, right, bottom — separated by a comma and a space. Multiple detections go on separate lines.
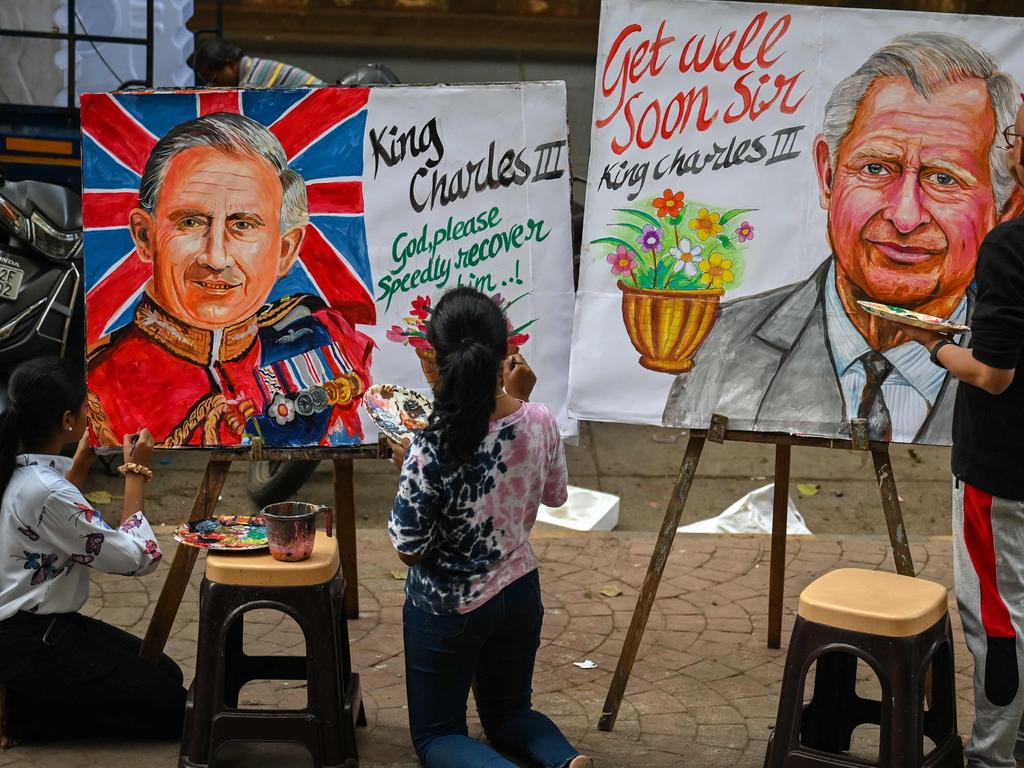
501, 292, 530, 312
591, 236, 637, 254
615, 207, 662, 229
666, 271, 703, 290
633, 264, 655, 288
668, 212, 685, 226
656, 255, 678, 288
610, 222, 644, 234
509, 318, 538, 335
719, 207, 756, 225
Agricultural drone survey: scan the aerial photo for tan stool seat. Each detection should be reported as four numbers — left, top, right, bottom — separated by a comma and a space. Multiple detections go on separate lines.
206, 531, 340, 587
798, 568, 947, 638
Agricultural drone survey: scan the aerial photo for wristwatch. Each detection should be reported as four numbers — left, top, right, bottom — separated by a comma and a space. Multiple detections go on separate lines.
929, 339, 955, 369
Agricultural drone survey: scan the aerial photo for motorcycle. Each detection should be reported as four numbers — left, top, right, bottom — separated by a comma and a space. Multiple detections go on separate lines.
0, 170, 84, 408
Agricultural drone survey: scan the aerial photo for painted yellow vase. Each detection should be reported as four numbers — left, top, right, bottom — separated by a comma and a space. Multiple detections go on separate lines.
617, 281, 724, 373
415, 348, 440, 390
416, 342, 521, 391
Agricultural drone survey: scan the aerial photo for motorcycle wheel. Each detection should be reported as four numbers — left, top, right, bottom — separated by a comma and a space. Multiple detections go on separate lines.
245, 460, 320, 508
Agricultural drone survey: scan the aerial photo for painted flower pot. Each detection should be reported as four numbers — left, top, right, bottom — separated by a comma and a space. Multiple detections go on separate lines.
416, 342, 521, 392
617, 281, 724, 373
416, 348, 440, 390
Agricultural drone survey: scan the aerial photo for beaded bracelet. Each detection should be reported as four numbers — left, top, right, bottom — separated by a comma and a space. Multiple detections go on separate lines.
118, 462, 153, 482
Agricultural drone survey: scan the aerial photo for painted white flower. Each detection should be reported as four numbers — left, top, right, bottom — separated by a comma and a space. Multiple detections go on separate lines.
669, 239, 704, 277
269, 394, 295, 425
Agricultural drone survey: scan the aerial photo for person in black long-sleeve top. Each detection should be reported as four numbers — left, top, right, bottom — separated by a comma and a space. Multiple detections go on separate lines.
899, 102, 1024, 768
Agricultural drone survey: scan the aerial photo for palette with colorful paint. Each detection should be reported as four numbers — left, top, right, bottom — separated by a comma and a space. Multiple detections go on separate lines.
857, 301, 970, 334
173, 515, 268, 550
363, 384, 432, 443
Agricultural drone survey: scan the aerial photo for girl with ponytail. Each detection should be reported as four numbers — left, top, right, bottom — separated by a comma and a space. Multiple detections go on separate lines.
387, 287, 591, 768
0, 357, 185, 747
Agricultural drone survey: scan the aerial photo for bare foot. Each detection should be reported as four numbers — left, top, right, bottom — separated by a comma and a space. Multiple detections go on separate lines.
0, 736, 16, 751
569, 757, 594, 768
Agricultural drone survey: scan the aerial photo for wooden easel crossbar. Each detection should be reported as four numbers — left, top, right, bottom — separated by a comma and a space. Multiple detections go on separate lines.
597, 415, 915, 731
139, 443, 385, 663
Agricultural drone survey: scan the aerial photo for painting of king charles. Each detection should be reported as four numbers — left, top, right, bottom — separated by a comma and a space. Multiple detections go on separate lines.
663, 32, 1022, 445
87, 113, 372, 448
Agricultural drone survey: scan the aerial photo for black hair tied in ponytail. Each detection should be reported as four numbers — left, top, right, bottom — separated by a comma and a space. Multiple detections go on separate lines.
425, 287, 508, 468
0, 356, 87, 498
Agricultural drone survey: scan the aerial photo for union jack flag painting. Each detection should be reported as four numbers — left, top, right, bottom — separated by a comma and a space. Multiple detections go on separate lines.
80, 86, 378, 449
80, 87, 375, 347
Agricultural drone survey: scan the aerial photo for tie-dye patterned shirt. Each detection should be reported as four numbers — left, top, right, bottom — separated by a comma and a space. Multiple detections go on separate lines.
388, 401, 568, 615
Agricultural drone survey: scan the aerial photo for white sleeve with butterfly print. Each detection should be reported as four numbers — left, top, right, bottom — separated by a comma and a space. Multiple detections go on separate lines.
40, 483, 163, 577
0, 454, 162, 621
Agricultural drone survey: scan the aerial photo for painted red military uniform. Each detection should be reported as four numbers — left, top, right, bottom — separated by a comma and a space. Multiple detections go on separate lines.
88, 294, 372, 448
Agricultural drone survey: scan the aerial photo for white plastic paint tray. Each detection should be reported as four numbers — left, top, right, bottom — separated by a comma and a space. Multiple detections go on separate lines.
537, 485, 620, 532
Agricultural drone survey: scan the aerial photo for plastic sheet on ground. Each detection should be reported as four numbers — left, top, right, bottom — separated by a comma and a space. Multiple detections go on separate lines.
677, 483, 812, 535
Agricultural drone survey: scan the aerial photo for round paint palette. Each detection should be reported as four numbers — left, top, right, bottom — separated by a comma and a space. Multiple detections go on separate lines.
174, 515, 268, 550
857, 301, 970, 334
363, 384, 432, 442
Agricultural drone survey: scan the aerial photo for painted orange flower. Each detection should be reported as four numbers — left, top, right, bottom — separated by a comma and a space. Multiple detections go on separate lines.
688, 208, 724, 241
653, 188, 685, 218
698, 253, 734, 289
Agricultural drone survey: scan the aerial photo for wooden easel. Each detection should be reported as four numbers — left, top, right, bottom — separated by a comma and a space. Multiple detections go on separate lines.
139, 442, 385, 663
597, 414, 915, 732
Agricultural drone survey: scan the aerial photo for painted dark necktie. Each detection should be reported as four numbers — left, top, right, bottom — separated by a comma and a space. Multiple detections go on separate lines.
857, 350, 894, 442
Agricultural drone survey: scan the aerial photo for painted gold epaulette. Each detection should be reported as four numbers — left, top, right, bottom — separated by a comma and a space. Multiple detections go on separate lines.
87, 389, 118, 447
257, 295, 311, 328
86, 334, 113, 360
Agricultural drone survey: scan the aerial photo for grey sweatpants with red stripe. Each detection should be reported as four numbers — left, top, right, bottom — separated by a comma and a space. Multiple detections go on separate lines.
954, 478, 1024, 768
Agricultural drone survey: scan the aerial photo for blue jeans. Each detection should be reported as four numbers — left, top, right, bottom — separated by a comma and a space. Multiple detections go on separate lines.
403, 569, 579, 767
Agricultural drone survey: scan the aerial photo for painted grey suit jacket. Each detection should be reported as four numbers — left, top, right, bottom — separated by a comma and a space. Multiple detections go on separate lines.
661, 257, 964, 445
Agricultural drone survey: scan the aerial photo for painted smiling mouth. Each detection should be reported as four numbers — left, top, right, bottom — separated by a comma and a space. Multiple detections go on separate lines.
870, 242, 944, 264
193, 279, 241, 291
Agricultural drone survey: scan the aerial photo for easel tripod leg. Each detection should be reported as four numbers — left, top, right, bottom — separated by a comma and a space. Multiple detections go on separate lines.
333, 458, 359, 619
140, 459, 232, 663
598, 434, 706, 732
767, 443, 791, 649
870, 445, 915, 576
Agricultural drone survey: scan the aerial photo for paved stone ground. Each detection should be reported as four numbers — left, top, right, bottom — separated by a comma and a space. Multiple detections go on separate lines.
1, 528, 974, 768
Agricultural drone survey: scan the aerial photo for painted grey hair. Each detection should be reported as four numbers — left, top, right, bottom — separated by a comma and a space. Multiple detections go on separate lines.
822, 31, 1018, 210
137, 111, 309, 233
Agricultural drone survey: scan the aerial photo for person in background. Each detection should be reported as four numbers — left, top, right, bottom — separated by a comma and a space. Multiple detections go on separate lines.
0, 357, 184, 749
187, 38, 323, 88
899, 100, 1024, 768
387, 287, 591, 768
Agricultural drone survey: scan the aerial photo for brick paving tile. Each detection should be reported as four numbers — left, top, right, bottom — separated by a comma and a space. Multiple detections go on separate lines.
1, 529, 978, 768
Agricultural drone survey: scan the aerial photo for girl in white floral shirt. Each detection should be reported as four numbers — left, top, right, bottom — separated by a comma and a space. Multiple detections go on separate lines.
0, 357, 184, 747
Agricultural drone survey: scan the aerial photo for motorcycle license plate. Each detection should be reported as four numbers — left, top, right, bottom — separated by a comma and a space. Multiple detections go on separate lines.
0, 264, 24, 301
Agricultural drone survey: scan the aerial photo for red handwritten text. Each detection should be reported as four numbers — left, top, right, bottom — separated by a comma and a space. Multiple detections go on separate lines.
596, 11, 810, 156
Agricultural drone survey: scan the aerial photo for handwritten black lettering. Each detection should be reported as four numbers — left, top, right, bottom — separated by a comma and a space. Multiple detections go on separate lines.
369, 118, 444, 178
532, 140, 567, 182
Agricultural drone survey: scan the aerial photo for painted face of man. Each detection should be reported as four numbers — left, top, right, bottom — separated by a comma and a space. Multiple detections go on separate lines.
130, 146, 303, 329
815, 76, 997, 306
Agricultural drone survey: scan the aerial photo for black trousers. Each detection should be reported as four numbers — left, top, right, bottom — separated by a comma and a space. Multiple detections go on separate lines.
0, 611, 186, 741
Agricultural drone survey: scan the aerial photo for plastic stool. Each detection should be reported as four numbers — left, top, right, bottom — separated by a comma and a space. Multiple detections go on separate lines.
764, 568, 962, 767
179, 531, 364, 768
